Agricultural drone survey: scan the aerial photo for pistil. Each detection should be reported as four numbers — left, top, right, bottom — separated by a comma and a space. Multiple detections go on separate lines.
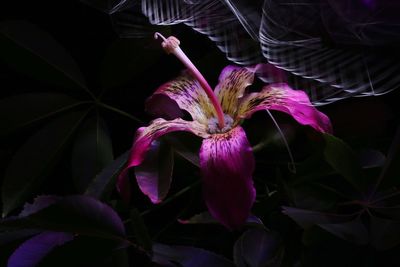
154, 32, 225, 129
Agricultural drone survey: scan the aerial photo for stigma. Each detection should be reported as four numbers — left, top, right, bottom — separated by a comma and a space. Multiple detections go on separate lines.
154, 33, 180, 54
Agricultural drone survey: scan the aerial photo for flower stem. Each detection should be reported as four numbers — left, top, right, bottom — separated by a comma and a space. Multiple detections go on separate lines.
154, 32, 225, 128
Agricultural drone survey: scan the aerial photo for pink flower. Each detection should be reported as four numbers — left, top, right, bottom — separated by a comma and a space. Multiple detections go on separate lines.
118, 34, 332, 230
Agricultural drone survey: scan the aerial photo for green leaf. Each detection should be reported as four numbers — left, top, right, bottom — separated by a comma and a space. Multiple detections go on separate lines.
282, 206, 357, 229
71, 115, 114, 193
152, 243, 235, 267
318, 218, 368, 246
0, 20, 88, 92
129, 209, 152, 252
85, 151, 129, 200
288, 184, 338, 211
2, 111, 89, 216
179, 211, 263, 227
323, 134, 364, 191
0, 93, 82, 136
378, 125, 400, 189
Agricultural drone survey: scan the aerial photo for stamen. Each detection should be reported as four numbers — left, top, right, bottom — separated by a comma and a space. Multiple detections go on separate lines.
154, 32, 225, 128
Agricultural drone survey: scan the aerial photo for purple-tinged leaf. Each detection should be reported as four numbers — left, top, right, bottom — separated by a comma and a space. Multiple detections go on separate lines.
7, 231, 74, 267
2, 111, 89, 217
243, 215, 264, 226
234, 229, 284, 267
134, 140, 174, 204
152, 243, 235, 267
282, 206, 358, 229
318, 218, 368, 245
85, 151, 129, 200
370, 216, 400, 251
71, 115, 114, 193
179, 211, 263, 226
1, 196, 126, 242
0, 20, 87, 91
22, 235, 127, 267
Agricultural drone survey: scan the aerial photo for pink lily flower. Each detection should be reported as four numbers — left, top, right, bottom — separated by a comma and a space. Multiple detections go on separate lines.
118, 33, 332, 230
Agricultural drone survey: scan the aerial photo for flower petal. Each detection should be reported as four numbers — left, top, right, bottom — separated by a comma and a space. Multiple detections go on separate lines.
215, 66, 254, 117
238, 83, 332, 133
146, 72, 215, 124
199, 126, 255, 230
117, 118, 209, 202
145, 93, 184, 120
134, 140, 174, 204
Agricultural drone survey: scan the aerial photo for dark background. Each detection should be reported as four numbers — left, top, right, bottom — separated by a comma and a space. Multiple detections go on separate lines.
1, 0, 400, 266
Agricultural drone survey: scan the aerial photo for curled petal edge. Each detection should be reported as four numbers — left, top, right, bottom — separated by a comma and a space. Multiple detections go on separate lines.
238, 83, 333, 133
117, 118, 208, 202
